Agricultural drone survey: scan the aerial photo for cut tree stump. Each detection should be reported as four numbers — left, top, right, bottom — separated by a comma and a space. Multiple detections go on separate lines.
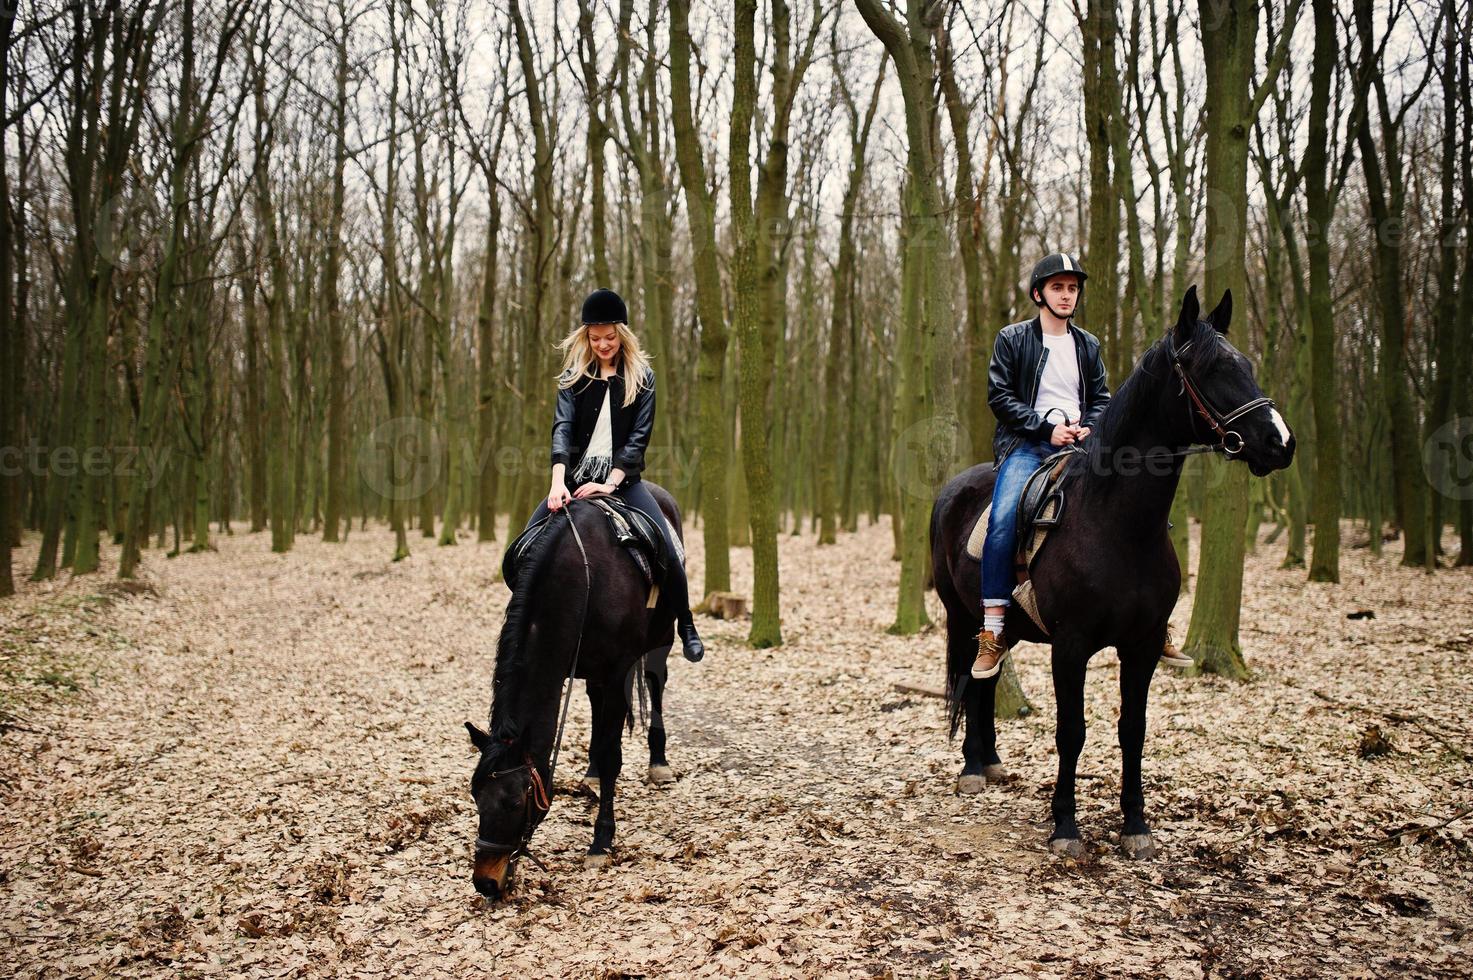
702, 591, 749, 620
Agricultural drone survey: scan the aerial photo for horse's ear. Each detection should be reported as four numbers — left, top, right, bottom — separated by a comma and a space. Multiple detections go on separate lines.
466, 721, 492, 752
1206, 289, 1232, 334
1174, 286, 1200, 341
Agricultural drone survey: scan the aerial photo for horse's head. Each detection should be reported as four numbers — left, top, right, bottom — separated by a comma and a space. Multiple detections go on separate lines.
465, 722, 551, 900
1168, 287, 1295, 477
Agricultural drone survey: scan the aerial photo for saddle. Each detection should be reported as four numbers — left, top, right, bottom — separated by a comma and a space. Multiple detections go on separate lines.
962, 448, 1080, 636
502, 496, 673, 607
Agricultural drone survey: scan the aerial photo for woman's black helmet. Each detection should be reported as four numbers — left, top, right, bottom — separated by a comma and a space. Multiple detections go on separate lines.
581, 287, 628, 325
1028, 253, 1088, 318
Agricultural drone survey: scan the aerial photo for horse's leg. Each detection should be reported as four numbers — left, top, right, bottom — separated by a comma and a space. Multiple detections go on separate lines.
586, 679, 626, 864
1048, 643, 1090, 858
946, 603, 1006, 794
582, 680, 600, 784
1117, 643, 1160, 859
646, 663, 675, 784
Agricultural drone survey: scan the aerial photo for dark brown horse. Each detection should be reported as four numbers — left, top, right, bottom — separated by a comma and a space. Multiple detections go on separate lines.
930, 288, 1295, 858
465, 483, 685, 898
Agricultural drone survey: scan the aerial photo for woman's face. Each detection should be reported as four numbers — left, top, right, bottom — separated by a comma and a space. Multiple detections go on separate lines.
587, 324, 621, 365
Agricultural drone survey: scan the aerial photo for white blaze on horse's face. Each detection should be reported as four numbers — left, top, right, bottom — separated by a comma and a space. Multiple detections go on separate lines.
1268, 408, 1292, 447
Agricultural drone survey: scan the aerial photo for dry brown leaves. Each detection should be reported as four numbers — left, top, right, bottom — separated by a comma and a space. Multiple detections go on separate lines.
1, 517, 1470, 978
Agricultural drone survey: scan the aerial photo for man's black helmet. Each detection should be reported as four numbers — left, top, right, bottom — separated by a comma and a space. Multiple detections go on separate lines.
581, 287, 628, 325
1028, 252, 1088, 306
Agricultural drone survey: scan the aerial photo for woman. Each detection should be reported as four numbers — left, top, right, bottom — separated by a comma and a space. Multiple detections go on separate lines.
522, 287, 704, 663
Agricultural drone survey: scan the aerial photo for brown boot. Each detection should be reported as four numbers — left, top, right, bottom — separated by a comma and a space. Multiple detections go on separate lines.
1161, 627, 1192, 668
972, 629, 1005, 679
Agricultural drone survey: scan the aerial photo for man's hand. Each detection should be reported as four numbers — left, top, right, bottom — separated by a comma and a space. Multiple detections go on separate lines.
572, 481, 616, 498
547, 481, 572, 511
1068, 424, 1091, 442
1049, 424, 1076, 447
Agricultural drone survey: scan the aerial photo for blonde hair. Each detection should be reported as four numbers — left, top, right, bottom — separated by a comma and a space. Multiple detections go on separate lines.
555, 320, 653, 407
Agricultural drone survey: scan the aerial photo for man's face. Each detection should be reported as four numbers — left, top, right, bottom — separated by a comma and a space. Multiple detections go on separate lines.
1038, 275, 1082, 315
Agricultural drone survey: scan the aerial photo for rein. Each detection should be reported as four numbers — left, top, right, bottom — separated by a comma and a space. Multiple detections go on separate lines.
475, 504, 593, 874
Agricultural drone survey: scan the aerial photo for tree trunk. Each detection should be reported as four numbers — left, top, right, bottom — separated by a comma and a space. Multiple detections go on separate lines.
854, 0, 960, 635
1352, 0, 1429, 569
1305, 0, 1341, 582
1184, 0, 1266, 680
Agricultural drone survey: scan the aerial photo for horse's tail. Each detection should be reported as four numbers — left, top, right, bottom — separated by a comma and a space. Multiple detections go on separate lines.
932, 490, 968, 740
490, 507, 575, 742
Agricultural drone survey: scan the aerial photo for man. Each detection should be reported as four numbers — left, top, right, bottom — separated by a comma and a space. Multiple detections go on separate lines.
973, 253, 1192, 678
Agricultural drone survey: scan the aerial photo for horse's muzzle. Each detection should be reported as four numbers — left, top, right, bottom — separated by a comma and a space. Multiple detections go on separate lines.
473, 851, 512, 899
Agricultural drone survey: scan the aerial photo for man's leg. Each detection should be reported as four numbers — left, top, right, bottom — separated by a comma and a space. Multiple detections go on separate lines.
975, 443, 1048, 678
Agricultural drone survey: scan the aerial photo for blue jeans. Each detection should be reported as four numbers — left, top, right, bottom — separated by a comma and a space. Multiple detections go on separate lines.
981, 439, 1054, 607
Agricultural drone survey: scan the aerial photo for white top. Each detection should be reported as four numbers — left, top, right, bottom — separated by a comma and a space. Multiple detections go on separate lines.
1034, 330, 1081, 427
571, 384, 615, 485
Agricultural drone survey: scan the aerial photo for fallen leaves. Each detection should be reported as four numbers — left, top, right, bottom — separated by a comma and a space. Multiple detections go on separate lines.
0, 518, 1470, 977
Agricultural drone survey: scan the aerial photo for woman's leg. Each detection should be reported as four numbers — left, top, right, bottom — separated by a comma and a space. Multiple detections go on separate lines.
524, 498, 552, 532
617, 482, 703, 662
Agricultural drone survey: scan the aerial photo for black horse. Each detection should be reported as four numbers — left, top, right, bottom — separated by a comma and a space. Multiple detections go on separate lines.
930, 288, 1295, 858
465, 483, 687, 898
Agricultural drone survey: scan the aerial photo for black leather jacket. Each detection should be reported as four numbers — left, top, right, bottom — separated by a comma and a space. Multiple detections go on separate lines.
988, 316, 1110, 464
550, 367, 656, 485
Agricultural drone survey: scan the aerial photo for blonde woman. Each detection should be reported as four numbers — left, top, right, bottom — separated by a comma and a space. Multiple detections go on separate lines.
522, 288, 704, 662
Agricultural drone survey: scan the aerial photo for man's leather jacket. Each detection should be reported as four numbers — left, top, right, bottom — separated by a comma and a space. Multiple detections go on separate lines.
988, 316, 1110, 464
550, 367, 656, 485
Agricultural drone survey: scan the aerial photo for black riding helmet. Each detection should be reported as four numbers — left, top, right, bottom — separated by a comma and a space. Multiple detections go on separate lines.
1028, 253, 1088, 321
581, 287, 628, 325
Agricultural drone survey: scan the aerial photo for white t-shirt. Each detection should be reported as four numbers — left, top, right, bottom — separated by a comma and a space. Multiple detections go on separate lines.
1034, 330, 1081, 427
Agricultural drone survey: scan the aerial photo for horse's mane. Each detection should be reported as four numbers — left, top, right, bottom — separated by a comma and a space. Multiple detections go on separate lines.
1082, 316, 1221, 473
487, 509, 574, 756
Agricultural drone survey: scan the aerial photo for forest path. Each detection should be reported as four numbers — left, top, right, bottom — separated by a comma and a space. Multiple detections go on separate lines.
2, 518, 1470, 977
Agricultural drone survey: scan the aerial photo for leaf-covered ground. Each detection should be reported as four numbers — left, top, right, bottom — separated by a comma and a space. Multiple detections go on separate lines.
2, 517, 1470, 977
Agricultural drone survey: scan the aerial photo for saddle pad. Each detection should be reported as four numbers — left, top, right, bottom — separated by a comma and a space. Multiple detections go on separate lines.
1013, 579, 1049, 635
965, 504, 992, 561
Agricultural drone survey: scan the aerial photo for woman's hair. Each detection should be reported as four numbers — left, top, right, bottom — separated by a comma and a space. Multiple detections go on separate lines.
554, 320, 653, 406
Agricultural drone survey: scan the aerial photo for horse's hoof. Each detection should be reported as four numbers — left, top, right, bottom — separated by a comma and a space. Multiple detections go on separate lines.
981, 764, 1012, 783
1048, 837, 1086, 859
956, 774, 986, 795
1120, 833, 1159, 860
647, 765, 675, 785
584, 852, 612, 869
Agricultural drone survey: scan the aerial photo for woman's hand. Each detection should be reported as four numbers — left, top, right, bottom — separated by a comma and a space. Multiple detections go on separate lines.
1049, 424, 1076, 447
572, 481, 616, 498
547, 481, 572, 511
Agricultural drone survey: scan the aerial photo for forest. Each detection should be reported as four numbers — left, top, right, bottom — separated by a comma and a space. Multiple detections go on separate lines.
1, 0, 1471, 975
2, 0, 1469, 636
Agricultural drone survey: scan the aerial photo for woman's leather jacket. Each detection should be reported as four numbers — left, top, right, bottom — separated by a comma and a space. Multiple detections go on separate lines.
550, 367, 656, 485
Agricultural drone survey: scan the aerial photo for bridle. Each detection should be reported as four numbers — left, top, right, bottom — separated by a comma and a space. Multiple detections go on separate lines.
473, 506, 593, 879
1166, 330, 1275, 458
474, 753, 553, 872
